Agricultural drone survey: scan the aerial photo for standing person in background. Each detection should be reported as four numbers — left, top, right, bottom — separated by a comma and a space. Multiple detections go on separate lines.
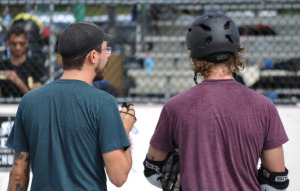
6, 22, 136, 190
143, 14, 289, 191
0, 26, 45, 98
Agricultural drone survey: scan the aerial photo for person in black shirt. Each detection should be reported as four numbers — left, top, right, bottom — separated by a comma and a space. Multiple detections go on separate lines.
0, 26, 44, 98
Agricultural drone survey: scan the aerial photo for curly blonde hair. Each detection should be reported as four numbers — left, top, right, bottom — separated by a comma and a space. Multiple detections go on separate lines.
189, 48, 245, 78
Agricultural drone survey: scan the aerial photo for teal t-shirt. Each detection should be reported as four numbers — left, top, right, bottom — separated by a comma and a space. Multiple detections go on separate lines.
7, 79, 130, 191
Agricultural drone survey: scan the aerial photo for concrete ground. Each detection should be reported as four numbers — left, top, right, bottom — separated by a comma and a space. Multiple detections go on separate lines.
0, 104, 299, 190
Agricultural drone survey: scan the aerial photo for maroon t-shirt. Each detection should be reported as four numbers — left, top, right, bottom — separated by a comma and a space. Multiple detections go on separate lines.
150, 79, 288, 191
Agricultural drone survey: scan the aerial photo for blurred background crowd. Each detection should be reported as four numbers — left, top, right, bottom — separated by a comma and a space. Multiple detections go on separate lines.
0, 0, 300, 104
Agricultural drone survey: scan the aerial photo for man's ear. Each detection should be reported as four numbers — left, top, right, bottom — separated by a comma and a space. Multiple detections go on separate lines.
87, 50, 97, 64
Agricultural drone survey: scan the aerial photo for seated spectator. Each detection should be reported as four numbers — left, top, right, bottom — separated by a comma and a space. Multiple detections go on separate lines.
0, 26, 45, 98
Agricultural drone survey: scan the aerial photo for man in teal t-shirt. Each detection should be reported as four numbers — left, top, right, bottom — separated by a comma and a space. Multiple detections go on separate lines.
6, 22, 136, 190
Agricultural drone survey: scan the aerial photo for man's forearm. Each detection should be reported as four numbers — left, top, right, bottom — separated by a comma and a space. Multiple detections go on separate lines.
15, 79, 30, 94
125, 147, 133, 172
5, 71, 30, 94
8, 151, 30, 191
7, 170, 30, 191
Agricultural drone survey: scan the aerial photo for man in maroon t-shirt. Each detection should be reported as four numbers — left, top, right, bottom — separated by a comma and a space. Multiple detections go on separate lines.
143, 14, 289, 191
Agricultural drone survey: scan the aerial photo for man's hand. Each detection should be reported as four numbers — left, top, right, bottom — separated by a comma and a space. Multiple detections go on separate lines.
120, 102, 136, 135
4, 70, 21, 84
4, 70, 30, 93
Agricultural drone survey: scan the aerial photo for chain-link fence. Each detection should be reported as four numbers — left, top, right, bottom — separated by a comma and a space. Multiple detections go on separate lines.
0, 0, 300, 104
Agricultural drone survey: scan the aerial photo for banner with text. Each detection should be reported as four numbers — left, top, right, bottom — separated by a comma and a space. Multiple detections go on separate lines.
0, 116, 15, 171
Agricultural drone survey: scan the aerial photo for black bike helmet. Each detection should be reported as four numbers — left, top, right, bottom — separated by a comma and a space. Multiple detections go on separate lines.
186, 13, 240, 63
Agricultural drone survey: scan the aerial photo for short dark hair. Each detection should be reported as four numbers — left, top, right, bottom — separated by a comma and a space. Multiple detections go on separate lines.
62, 43, 103, 71
6, 26, 27, 40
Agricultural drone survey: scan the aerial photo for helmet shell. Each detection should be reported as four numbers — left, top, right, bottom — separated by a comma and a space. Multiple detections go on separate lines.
186, 14, 240, 62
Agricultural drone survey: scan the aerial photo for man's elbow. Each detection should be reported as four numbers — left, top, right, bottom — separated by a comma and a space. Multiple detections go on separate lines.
110, 173, 129, 187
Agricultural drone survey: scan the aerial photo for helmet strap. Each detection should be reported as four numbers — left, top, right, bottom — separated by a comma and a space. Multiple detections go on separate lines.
194, 72, 198, 85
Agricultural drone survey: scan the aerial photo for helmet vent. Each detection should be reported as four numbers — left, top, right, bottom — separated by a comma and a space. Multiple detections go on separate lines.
224, 21, 230, 30
199, 24, 211, 31
225, 35, 233, 43
204, 37, 212, 46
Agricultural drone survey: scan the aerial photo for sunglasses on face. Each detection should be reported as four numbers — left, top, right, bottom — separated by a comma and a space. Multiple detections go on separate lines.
9, 41, 27, 47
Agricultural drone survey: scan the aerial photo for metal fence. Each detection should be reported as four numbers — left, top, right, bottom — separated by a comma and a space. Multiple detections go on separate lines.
0, 0, 300, 104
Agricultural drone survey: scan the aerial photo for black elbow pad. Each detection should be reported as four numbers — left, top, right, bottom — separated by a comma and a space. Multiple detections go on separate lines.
257, 164, 289, 190
143, 156, 164, 177
143, 155, 165, 188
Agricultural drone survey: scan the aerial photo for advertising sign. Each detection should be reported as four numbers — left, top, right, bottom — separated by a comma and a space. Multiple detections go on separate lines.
0, 105, 17, 171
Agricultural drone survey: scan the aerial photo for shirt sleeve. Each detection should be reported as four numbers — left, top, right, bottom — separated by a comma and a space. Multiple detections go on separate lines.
150, 103, 176, 152
263, 103, 289, 150
97, 96, 131, 153
6, 101, 30, 152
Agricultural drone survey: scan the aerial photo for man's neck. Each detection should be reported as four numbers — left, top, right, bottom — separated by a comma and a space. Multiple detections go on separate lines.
60, 69, 94, 85
205, 65, 234, 80
10, 55, 26, 66
206, 74, 234, 80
